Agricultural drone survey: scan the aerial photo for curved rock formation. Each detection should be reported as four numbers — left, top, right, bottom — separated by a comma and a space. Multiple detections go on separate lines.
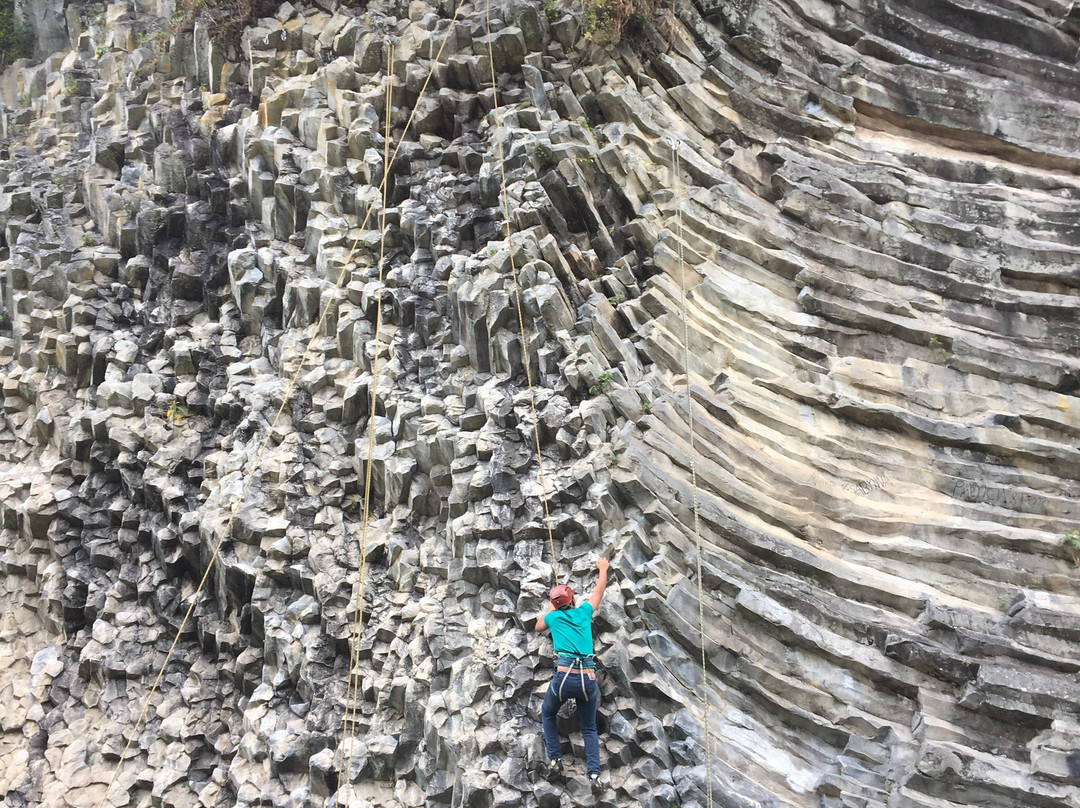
0, 0, 1078, 806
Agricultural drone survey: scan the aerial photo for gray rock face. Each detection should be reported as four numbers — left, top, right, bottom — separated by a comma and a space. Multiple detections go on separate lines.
1, 0, 1079, 807
14, 0, 69, 60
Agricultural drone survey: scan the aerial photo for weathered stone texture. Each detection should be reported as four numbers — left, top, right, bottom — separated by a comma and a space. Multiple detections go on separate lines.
0, 0, 1078, 806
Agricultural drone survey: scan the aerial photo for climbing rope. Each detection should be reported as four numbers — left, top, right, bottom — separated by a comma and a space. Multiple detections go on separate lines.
96, 5, 468, 804
337, 42, 394, 808
484, 0, 560, 586
673, 139, 715, 808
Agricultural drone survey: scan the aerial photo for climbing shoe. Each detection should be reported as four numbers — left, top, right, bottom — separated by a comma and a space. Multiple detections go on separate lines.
590, 773, 601, 793
546, 759, 564, 778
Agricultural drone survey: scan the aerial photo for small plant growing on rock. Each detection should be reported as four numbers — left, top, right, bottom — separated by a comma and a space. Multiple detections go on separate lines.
928, 336, 950, 362
134, 58, 158, 78
607, 291, 625, 306
1062, 528, 1080, 566
95, 44, 108, 58
82, 234, 97, 246
166, 401, 190, 426
589, 371, 614, 396
534, 142, 554, 168
62, 74, 78, 97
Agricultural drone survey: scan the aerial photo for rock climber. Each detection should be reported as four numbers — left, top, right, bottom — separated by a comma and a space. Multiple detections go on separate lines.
535, 557, 609, 790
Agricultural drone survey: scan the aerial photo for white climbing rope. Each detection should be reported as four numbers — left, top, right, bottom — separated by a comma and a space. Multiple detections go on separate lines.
338, 41, 394, 808
484, 0, 560, 586
95, 4, 469, 804
673, 138, 715, 808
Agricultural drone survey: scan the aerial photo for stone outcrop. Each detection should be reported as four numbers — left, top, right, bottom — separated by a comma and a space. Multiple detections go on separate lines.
0, 0, 1078, 806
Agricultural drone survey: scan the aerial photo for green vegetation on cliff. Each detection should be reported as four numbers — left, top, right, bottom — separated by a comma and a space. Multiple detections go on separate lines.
0, 0, 31, 69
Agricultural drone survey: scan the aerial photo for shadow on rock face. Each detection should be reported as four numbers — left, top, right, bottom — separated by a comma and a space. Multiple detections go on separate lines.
1067, 750, 1080, 779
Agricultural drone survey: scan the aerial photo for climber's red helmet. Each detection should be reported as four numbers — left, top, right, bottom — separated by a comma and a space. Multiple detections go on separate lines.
549, 584, 574, 610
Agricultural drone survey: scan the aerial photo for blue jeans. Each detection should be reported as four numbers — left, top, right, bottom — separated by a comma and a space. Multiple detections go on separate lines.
541, 668, 600, 775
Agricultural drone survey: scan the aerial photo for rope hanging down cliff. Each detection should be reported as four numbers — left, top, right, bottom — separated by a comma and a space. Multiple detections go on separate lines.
673, 139, 715, 808
338, 42, 395, 808
484, 0, 561, 586
95, 6, 467, 804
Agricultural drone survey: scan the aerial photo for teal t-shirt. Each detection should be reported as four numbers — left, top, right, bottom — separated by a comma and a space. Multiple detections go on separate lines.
546, 602, 594, 656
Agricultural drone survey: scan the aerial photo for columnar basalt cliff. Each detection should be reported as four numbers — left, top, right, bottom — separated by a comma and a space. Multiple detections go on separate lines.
1, 0, 1078, 807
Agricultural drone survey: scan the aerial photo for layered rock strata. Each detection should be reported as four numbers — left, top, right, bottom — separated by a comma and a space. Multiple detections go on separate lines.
0, 0, 1078, 807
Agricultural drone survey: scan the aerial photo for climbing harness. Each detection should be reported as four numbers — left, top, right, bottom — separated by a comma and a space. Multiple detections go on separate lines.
484, 0, 560, 586
95, 4, 468, 805
553, 652, 596, 700
673, 137, 715, 808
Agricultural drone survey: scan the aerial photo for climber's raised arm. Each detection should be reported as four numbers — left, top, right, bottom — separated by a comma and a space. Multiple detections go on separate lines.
588, 558, 609, 611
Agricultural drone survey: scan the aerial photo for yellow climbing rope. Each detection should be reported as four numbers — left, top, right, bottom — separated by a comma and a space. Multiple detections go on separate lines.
673, 141, 715, 808
96, 5, 467, 803
338, 42, 394, 808
484, 0, 560, 586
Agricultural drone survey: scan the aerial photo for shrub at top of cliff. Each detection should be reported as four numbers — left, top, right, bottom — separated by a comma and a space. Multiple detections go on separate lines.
174, 0, 296, 50
576, 0, 668, 49
0, 0, 31, 70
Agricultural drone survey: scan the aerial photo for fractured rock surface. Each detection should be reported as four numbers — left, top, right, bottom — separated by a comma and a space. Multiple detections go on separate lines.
0, 0, 1078, 806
